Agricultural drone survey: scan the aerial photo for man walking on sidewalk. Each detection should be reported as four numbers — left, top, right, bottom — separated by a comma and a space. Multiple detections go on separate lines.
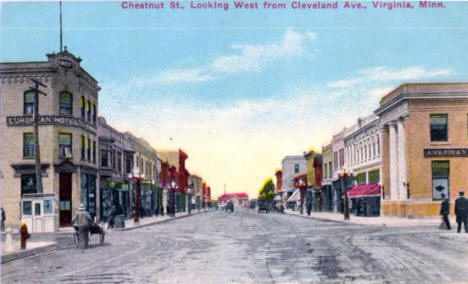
439, 194, 451, 230
455, 190, 468, 233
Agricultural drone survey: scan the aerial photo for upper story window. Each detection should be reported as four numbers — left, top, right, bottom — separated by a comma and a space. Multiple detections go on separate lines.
125, 155, 132, 174
430, 114, 448, 142
92, 103, 97, 124
81, 135, 85, 160
294, 164, 299, 173
117, 152, 122, 172
328, 162, 332, 177
80, 97, 85, 119
101, 149, 109, 168
59, 133, 72, 158
86, 100, 91, 121
21, 174, 37, 196
24, 91, 35, 115
23, 132, 35, 158
59, 92, 73, 116
93, 141, 96, 164
87, 138, 91, 161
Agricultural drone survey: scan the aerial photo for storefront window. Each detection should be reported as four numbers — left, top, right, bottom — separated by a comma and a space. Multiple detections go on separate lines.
23, 132, 35, 158
432, 161, 449, 200
59, 92, 73, 115
59, 133, 72, 158
368, 170, 380, 184
81, 173, 97, 218
44, 200, 53, 214
430, 114, 448, 142
21, 174, 36, 196
22, 200, 32, 215
24, 91, 35, 115
356, 173, 366, 185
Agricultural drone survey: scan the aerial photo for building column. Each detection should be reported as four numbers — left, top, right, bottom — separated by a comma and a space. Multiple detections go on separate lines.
397, 117, 407, 200
389, 122, 399, 200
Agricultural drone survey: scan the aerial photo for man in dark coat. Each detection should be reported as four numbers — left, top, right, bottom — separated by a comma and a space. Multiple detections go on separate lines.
72, 204, 93, 249
439, 194, 451, 230
454, 190, 468, 233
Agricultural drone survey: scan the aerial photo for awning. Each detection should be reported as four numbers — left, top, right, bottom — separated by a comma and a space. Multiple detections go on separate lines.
274, 195, 282, 201
287, 189, 301, 202
348, 183, 381, 198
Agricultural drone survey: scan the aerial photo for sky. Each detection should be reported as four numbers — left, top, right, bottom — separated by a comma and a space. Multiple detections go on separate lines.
2, 1, 468, 199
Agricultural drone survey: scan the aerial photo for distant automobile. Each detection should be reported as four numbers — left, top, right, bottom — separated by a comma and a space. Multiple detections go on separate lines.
258, 202, 270, 213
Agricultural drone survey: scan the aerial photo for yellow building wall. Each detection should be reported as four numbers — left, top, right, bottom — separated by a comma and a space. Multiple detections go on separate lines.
383, 99, 468, 217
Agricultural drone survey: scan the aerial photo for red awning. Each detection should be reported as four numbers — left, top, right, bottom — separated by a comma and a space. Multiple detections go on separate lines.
348, 183, 381, 198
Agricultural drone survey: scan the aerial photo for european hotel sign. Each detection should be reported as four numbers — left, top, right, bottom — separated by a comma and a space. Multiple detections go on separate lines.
56, 57, 77, 70
424, 148, 468, 158
7, 115, 95, 133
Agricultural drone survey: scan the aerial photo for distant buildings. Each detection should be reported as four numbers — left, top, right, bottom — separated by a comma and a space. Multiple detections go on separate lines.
274, 83, 468, 217
218, 193, 249, 206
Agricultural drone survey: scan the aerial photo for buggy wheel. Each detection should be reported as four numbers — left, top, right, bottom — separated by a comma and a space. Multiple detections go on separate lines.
73, 231, 81, 248
100, 232, 105, 245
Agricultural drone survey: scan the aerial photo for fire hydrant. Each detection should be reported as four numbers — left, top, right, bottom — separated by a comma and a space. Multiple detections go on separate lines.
20, 223, 30, 250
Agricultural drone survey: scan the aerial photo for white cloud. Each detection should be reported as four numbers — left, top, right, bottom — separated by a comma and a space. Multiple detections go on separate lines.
211, 29, 316, 73
368, 86, 394, 100
158, 68, 214, 85
327, 66, 453, 88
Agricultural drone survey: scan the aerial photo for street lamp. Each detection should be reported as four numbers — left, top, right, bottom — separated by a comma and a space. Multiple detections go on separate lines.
298, 178, 306, 215
187, 183, 194, 215
170, 180, 177, 217
128, 167, 144, 225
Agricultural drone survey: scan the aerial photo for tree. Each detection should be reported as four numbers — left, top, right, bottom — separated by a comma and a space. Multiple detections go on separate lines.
258, 178, 275, 201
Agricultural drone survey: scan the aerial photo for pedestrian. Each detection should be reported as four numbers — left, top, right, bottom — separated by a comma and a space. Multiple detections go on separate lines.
454, 190, 468, 233
108, 205, 116, 229
439, 193, 451, 230
307, 201, 312, 216
1, 207, 5, 232
72, 203, 93, 249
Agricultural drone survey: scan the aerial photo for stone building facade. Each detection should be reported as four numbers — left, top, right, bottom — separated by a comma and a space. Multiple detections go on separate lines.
281, 155, 307, 201
376, 83, 468, 216
1, 50, 100, 231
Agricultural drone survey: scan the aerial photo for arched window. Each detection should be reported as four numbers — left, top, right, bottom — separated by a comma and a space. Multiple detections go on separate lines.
24, 91, 35, 115
59, 92, 73, 115
80, 97, 85, 119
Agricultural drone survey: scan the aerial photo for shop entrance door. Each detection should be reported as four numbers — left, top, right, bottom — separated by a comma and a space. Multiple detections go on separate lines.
59, 173, 72, 226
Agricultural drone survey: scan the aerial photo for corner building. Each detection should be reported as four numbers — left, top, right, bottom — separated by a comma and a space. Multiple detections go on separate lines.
1, 50, 99, 231
377, 83, 468, 216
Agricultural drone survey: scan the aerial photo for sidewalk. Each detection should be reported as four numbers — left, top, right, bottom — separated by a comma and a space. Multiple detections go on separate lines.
284, 209, 457, 227
114, 209, 208, 231
1, 231, 56, 264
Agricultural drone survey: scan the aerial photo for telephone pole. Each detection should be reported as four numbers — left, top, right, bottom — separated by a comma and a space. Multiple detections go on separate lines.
30, 78, 47, 193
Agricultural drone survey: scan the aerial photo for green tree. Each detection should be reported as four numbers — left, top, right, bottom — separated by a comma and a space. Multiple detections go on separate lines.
258, 178, 275, 201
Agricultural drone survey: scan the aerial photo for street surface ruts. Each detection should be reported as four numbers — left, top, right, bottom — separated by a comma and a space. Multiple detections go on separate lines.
2, 209, 467, 283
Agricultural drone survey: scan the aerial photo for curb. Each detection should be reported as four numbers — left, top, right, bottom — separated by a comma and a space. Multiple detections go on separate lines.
111, 210, 209, 232
439, 233, 468, 243
1, 243, 57, 264
284, 211, 354, 226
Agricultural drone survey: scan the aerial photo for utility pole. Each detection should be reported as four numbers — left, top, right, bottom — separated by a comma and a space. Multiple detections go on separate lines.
224, 183, 226, 195
30, 78, 47, 194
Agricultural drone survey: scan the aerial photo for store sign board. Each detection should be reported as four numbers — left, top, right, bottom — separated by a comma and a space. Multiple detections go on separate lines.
6, 115, 95, 133
424, 148, 468, 158
56, 57, 77, 70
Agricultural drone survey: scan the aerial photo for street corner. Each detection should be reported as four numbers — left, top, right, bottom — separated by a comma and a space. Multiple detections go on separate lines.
1, 241, 57, 264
